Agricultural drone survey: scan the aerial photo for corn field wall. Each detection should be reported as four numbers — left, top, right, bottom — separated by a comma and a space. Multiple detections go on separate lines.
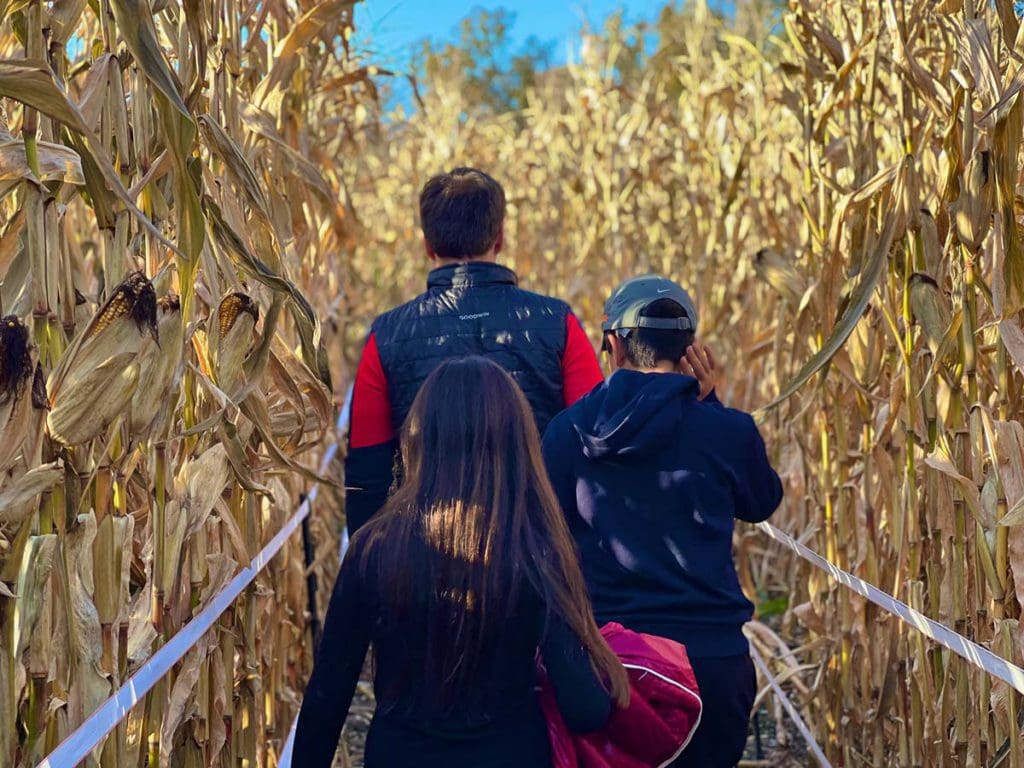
0, 0, 364, 766
343, 1, 1024, 764
5, 0, 1024, 765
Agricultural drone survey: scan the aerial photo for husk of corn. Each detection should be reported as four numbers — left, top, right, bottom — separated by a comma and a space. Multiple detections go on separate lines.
130, 294, 183, 437
46, 271, 156, 447
209, 291, 258, 401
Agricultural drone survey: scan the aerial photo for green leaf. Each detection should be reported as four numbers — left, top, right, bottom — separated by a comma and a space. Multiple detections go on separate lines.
756, 595, 789, 619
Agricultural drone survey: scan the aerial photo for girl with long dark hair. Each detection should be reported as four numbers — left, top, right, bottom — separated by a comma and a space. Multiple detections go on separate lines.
293, 356, 629, 767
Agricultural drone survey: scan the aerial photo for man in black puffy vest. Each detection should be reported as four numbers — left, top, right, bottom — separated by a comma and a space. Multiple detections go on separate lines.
344, 168, 603, 535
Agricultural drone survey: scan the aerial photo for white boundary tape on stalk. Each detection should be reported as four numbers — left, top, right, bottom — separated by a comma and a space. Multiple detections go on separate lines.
279, 725, 298, 768
38, 386, 353, 768
747, 637, 832, 767
757, 521, 1024, 695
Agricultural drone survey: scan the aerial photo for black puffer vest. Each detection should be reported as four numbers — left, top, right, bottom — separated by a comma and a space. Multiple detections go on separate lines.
373, 262, 570, 435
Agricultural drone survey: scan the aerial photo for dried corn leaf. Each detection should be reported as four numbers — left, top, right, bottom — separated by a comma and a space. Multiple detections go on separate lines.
925, 442, 988, 527
12, 533, 56, 659
177, 443, 231, 534
0, 462, 62, 525
92, 514, 130, 626
63, 513, 111, 731
253, 0, 356, 109
0, 137, 83, 188
759, 206, 901, 413
0, 60, 179, 252
106, 0, 190, 119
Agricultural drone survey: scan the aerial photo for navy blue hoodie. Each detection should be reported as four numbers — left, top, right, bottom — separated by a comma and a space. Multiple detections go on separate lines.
541, 370, 783, 658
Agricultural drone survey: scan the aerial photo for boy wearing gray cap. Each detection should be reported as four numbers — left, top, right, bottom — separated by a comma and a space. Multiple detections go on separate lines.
542, 275, 784, 768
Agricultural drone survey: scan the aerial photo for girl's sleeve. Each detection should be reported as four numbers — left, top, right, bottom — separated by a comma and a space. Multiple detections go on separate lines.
541, 613, 614, 733
292, 551, 372, 766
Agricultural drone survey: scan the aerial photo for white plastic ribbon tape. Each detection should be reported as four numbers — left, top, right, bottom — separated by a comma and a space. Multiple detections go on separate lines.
337, 384, 353, 561
279, 718, 299, 767
278, 720, 299, 768
38, 496, 316, 768
38, 387, 353, 768
758, 521, 1024, 695
748, 636, 832, 767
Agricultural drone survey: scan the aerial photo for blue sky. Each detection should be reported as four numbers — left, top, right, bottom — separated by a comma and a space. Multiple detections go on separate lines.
354, 1, 676, 75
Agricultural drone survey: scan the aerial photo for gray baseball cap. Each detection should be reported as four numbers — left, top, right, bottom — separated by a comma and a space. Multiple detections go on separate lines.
601, 275, 698, 335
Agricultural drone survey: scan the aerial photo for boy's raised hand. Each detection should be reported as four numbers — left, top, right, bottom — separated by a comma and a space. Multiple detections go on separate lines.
680, 342, 717, 401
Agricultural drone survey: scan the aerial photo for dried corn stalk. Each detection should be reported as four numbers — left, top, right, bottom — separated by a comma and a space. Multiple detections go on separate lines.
0, 0, 363, 765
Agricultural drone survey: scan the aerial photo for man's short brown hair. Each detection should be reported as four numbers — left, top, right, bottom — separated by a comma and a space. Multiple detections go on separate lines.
419, 168, 506, 260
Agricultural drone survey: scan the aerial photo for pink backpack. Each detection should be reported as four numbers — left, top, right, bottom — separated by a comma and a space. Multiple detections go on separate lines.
540, 623, 703, 768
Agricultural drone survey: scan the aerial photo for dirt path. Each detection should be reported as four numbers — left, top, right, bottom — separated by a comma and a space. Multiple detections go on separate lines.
331, 665, 810, 767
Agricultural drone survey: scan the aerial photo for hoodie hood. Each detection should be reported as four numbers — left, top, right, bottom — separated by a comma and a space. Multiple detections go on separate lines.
570, 370, 700, 459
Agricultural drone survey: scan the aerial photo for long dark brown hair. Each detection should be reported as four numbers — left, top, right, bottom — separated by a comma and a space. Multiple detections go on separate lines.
357, 356, 629, 711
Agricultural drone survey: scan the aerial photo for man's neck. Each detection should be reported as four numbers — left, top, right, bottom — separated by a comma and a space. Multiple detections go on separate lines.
435, 254, 495, 268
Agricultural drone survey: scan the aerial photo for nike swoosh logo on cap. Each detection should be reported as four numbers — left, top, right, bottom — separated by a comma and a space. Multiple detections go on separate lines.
656, 288, 672, 293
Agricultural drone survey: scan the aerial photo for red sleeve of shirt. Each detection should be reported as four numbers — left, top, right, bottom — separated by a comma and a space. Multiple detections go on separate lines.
349, 333, 395, 449
561, 313, 604, 407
